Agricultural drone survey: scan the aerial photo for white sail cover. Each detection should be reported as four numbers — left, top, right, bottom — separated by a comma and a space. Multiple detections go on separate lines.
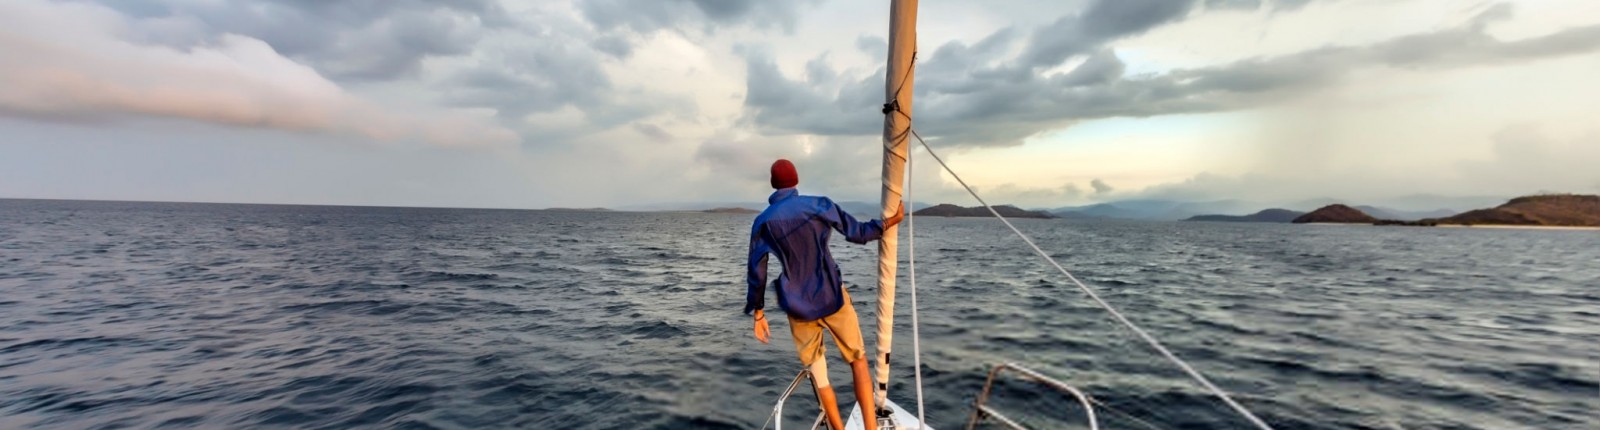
873, 0, 917, 408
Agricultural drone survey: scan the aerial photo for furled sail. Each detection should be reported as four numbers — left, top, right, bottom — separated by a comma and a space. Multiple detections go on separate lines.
873, 0, 917, 410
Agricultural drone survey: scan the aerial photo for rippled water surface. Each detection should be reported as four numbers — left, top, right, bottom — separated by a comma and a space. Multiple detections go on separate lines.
1, 199, 1596, 429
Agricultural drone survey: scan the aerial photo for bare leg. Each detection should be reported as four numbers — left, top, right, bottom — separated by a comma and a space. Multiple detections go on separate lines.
815, 385, 845, 430
851, 358, 877, 430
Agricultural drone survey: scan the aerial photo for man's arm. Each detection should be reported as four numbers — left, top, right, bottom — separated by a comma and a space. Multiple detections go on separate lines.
823, 198, 903, 244
745, 223, 770, 316
747, 223, 773, 344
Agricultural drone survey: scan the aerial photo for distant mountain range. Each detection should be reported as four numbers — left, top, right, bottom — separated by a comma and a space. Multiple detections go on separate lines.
701, 207, 759, 214
1429, 194, 1599, 226
1052, 197, 1486, 221
1052, 199, 1259, 220
1352, 206, 1457, 221
1181, 206, 1464, 224
912, 204, 1053, 219
1287, 195, 1600, 227
1185, 209, 1304, 223
1292, 204, 1379, 224
627, 194, 1520, 223
638, 194, 1595, 228
617, 201, 765, 212
619, 200, 928, 218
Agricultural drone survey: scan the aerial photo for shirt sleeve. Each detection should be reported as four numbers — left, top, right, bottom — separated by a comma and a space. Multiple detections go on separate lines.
820, 197, 885, 244
744, 222, 770, 315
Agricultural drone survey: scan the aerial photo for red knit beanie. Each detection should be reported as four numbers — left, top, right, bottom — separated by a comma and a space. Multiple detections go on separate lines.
770, 159, 799, 189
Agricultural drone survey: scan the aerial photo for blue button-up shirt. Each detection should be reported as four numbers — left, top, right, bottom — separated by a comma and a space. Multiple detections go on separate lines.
746, 188, 886, 321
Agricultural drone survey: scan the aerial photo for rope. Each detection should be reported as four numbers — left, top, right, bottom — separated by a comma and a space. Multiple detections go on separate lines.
904, 128, 1275, 430
907, 137, 927, 429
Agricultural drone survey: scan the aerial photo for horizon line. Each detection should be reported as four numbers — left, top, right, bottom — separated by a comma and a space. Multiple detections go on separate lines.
2, 192, 1557, 213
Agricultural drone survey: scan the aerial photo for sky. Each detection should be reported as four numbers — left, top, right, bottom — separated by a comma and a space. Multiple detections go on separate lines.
2, 0, 1598, 210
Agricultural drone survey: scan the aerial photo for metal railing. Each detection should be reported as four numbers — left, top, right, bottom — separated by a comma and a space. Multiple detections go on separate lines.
966, 363, 1099, 430
762, 369, 828, 430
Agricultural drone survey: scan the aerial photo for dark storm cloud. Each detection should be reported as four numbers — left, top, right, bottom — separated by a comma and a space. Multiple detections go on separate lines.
1204, 0, 1262, 11
439, 28, 695, 143
90, 0, 171, 17
95, 0, 509, 81
576, 0, 822, 62
444, 42, 613, 120
1271, 0, 1318, 11
633, 123, 675, 142
592, 34, 634, 58
1204, 0, 1320, 12
1020, 0, 1198, 68
805, 55, 839, 86
915, 27, 1023, 94
738, 3, 1600, 149
1057, 50, 1126, 87
741, 50, 881, 136
1090, 178, 1115, 195
580, 0, 817, 34
1174, 21, 1600, 92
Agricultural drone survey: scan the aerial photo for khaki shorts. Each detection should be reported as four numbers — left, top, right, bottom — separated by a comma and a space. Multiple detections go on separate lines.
789, 286, 866, 388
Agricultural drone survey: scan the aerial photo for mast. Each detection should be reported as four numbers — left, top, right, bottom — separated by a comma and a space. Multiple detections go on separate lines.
874, 0, 917, 409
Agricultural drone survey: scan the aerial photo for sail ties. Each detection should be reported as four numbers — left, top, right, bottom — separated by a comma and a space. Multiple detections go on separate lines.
882, 51, 918, 117
881, 52, 917, 164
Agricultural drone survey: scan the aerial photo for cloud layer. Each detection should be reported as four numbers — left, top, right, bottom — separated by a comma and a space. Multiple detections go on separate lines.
0, 0, 517, 148
1, 0, 1596, 208
738, 1, 1600, 150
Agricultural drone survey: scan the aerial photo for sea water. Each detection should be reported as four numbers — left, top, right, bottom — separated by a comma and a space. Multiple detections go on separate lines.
1, 199, 1595, 429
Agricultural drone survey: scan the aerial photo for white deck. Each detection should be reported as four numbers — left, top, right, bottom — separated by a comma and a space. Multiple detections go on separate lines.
845, 398, 927, 430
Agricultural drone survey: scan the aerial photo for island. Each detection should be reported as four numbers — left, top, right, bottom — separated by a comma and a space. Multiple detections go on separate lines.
1292, 204, 1379, 224
1185, 208, 1305, 223
1285, 194, 1598, 227
702, 207, 760, 214
912, 203, 1054, 219
1425, 194, 1599, 227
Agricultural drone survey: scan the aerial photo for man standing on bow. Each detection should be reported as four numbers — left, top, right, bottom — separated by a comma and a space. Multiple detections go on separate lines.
747, 159, 902, 430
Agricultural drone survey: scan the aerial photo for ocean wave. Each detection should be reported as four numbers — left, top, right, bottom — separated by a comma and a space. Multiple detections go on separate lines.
0, 201, 1594, 429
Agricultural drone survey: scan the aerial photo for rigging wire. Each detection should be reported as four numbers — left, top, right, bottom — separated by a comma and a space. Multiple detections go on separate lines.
906, 137, 927, 429
907, 146, 1159, 430
1091, 397, 1169, 430
903, 128, 1275, 430
883, 46, 1266, 430
872, 12, 1270, 429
